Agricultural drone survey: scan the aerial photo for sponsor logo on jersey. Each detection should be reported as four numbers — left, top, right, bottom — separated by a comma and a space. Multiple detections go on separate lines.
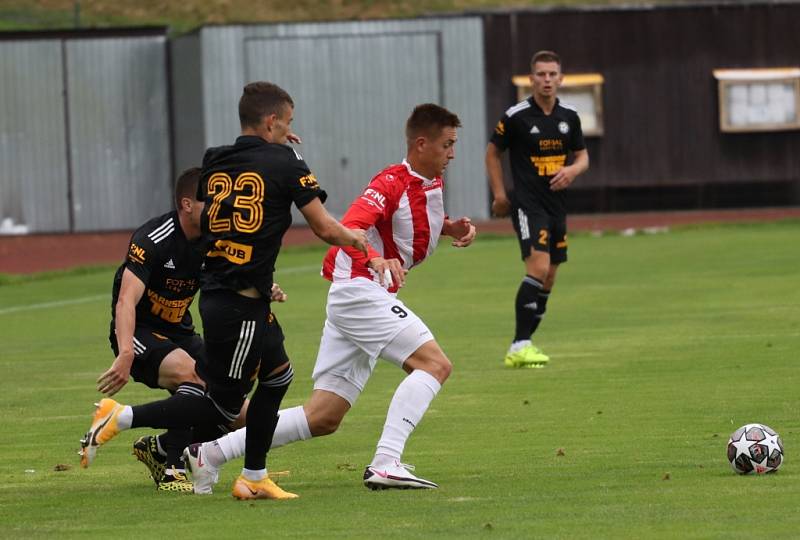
530, 154, 567, 176
165, 277, 197, 293
298, 173, 319, 189
146, 290, 193, 323
495, 120, 505, 135
207, 239, 253, 265
361, 188, 387, 209
558, 121, 569, 134
539, 139, 564, 151
128, 243, 146, 264
530, 125, 540, 134
163, 258, 175, 269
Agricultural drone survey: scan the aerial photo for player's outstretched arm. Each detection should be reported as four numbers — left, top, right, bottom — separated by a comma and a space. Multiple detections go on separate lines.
97, 269, 146, 396
443, 217, 477, 248
299, 198, 369, 256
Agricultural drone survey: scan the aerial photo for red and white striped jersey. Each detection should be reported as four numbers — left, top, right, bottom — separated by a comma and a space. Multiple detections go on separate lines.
322, 159, 446, 293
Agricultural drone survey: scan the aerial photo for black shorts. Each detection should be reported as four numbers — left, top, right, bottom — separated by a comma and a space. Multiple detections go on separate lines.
109, 327, 204, 390
510, 205, 568, 264
197, 289, 289, 419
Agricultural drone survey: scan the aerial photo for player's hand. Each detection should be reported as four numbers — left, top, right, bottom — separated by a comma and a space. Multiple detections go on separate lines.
550, 165, 578, 191
368, 256, 407, 289
271, 282, 288, 302
97, 352, 134, 396
445, 217, 476, 247
287, 132, 302, 144
349, 228, 370, 257
491, 195, 511, 217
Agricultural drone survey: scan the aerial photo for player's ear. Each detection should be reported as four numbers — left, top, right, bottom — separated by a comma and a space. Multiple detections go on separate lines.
263, 113, 277, 133
180, 196, 192, 213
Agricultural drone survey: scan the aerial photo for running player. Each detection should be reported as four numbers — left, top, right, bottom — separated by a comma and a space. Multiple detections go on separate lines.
78, 82, 368, 501
485, 50, 589, 368
184, 103, 476, 493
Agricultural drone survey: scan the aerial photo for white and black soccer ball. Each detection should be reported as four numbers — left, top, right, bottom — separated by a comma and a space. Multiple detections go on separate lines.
726, 423, 784, 474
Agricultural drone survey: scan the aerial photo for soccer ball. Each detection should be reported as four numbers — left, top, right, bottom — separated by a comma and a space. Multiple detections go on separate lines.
726, 423, 784, 474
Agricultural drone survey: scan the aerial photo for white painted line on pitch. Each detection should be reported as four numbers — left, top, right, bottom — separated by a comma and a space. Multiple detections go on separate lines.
0, 294, 108, 316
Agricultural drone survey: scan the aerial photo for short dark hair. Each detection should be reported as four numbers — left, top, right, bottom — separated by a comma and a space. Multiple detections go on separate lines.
405, 103, 462, 142
238, 82, 294, 129
530, 50, 561, 69
174, 167, 201, 209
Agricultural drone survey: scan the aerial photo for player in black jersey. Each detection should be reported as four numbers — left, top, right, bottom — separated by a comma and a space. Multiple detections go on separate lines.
93, 167, 206, 491
486, 50, 589, 368
193, 81, 368, 501
78, 81, 368, 500
102, 167, 205, 398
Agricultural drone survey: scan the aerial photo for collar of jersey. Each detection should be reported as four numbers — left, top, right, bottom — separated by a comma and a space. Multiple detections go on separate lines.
402, 159, 438, 185
528, 96, 560, 115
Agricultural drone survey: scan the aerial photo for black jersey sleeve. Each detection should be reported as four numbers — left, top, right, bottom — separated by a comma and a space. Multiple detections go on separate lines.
123, 228, 159, 286
489, 113, 512, 151
281, 149, 328, 209
569, 112, 586, 152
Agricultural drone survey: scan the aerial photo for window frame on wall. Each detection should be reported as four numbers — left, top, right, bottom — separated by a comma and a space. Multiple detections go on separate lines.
512, 73, 605, 136
713, 67, 800, 133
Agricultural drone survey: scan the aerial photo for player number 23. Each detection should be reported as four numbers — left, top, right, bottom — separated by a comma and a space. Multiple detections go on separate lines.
207, 172, 265, 233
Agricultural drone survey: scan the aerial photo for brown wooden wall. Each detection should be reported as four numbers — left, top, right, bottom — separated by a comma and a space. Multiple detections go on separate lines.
482, 2, 800, 210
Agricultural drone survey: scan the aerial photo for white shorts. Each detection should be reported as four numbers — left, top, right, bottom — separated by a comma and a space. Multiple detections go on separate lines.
312, 278, 434, 406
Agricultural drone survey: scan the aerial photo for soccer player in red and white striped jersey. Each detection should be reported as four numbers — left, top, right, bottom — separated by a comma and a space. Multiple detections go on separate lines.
185, 103, 477, 492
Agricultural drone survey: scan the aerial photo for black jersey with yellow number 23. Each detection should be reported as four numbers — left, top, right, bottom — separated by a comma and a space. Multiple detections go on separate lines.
197, 135, 327, 296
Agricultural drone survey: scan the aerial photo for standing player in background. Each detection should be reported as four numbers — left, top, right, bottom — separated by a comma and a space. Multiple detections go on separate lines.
184, 103, 476, 493
485, 50, 589, 368
79, 82, 368, 501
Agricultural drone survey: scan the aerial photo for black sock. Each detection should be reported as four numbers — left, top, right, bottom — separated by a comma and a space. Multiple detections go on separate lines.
514, 275, 543, 342
158, 429, 191, 471
244, 365, 293, 471
130, 382, 227, 430
529, 289, 550, 336
190, 423, 232, 445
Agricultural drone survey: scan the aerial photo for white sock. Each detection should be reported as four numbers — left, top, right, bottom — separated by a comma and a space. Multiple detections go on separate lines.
271, 406, 312, 449
509, 340, 531, 353
117, 406, 133, 430
372, 370, 441, 466
200, 440, 227, 468
242, 467, 266, 482
216, 427, 247, 463
214, 406, 312, 464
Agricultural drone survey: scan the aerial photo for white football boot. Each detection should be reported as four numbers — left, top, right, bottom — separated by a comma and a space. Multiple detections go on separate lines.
183, 442, 219, 495
363, 460, 438, 490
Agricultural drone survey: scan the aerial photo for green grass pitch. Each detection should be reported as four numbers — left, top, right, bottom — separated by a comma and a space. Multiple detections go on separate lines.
1, 221, 799, 538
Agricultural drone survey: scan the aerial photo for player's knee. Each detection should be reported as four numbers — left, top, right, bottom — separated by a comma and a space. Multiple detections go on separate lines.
307, 409, 343, 437
434, 356, 453, 382
420, 355, 452, 384
158, 349, 203, 390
